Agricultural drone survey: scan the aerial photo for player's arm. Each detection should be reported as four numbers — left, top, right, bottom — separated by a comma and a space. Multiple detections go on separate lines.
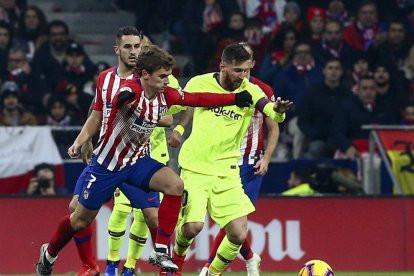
254, 95, 292, 122
68, 110, 103, 159
80, 97, 96, 164
168, 107, 194, 148
254, 117, 279, 176
167, 87, 252, 108
157, 115, 173, 127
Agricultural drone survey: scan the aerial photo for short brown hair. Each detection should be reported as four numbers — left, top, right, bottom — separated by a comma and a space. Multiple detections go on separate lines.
135, 45, 175, 75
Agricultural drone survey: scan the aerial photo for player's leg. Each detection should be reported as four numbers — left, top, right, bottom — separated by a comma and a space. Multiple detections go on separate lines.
70, 166, 100, 276
36, 160, 123, 275
173, 169, 211, 275
207, 174, 255, 276
105, 189, 132, 276
238, 164, 263, 276
120, 209, 149, 276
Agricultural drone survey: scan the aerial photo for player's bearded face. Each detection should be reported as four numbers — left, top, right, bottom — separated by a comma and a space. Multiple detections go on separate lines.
118, 35, 141, 68
222, 61, 250, 91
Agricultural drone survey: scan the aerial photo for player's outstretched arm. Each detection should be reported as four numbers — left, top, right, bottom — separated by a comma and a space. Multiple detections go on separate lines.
68, 110, 102, 159
169, 89, 252, 108
157, 115, 174, 127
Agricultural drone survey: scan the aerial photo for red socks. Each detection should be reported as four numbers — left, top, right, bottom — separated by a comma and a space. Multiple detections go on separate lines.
155, 194, 182, 246
74, 224, 96, 267
240, 238, 254, 260
47, 214, 75, 257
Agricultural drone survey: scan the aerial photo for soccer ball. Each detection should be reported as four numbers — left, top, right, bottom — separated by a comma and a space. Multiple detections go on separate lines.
299, 259, 334, 276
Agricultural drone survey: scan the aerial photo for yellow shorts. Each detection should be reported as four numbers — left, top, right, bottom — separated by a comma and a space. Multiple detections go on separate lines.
179, 169, 255, 228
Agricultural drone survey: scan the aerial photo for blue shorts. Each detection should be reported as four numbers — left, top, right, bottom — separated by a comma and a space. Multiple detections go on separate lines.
239, 164, 263, 205
76, 155, 164, 210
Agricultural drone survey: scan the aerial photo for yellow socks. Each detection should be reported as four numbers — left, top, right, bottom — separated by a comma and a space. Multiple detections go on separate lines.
124, 210, 148, 268
210, 236, 241, 274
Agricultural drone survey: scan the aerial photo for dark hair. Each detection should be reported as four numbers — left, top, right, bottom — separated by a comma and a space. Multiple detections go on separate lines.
19, 6, 48, 37
238, 41, 254, 60
221, 43, 251, 64
324, 18, 343, 31
33, 163, 55, 176
358, 0, 377, 12
47, 20, 69, 35
358, 75, 375, 85
324, 57, 342, 68
135, 45, 175, 75
47, 95, 68, 113
0, 20, 12, 48
268, 26, 298, 52
116, 26, 143, 45
388, 18, 406, 30
292, 167, 311, 183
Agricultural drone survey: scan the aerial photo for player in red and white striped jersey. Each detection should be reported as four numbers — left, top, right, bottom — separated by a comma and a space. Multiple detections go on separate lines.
36, 45, 253, 276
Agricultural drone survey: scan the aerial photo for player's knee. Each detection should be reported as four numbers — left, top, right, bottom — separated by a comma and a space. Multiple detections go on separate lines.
68, 195, 79, 213
182, 222, 203, 239
70, 216, 91, 232
227, 230, 247, 245
143, 211, 158, 229
165, 177, 184, 196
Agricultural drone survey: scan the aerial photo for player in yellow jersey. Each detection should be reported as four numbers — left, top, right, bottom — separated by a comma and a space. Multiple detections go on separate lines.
172, 43, 292, 276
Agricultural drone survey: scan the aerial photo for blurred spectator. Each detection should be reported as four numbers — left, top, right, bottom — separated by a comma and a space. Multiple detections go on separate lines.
343, 0, 385, 51
259, 25, 298, 84
31, 20, 72, 92
298, 58, 350, 159
273, 41, 323, 159
273, 1, 303, 36
373, 63, 408, 123
0, 20, 12, 80
219, 11, 245, 42
343, 52, 372, 94
61, 83, 89, 123
314, 19, 358, 71
368, 19, 410, 72
325, 0, 351, 26
241, 0, 286, 35
5, 46, 48, 113
302, 6, 326, 46
0, 80, 37, 126
61, 41, 96, 94
400, 100, 414, 125
281, 166, 315, 195
15, 5, 48, 61
402, 44, 414, 100
26, 163, 65, 196
331, 76, 397, 160
0, 0, 21, 33
243, 17, 269, 73
181, 0, 239, 74
45, 95, 81, 157
82, 61, 110, 97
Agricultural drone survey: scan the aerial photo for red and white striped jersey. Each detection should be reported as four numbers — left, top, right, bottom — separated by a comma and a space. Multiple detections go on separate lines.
94, 66, 138, 138
239, 76, 275, 165
93, 79, 237, 171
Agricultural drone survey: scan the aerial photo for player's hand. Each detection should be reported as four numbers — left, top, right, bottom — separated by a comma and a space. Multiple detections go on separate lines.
68, 143, 81, 159
254, 158, 270, 176
168, 130, 182, 148
116, 90, 135, 107
273, 97, 293, 113
80, 140, 94, 165
235, 90, 253, 108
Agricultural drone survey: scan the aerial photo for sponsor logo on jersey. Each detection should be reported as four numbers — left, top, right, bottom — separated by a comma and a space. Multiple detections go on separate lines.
130, 117, 157, 133
207, 107, 242, 120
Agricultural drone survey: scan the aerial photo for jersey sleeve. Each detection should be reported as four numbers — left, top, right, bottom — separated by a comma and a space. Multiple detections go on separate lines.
164, 87, 236, 107
251, 88, 285, 123
93, 72, 105, 111
251, 76, 275, 100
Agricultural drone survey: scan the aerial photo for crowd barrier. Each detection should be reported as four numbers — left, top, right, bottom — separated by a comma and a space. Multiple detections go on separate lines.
1, 196, 413, 274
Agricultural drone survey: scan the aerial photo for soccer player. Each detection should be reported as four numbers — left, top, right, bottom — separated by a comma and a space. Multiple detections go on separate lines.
66, 25, 145, 276
35, 45, 253, 276
171, 43, 292, 276
198, 42, 280, 276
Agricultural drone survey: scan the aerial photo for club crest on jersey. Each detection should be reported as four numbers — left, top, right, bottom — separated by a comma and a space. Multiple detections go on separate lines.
207, 107, 242, 120
130, 117, 157, 134
159, 105, 167, 116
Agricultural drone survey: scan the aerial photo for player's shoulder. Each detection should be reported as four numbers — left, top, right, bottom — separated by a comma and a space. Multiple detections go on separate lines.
97, 66, 116, 80
119, 79, 141, 92
188, 72, 216, 83
249, 76, 275, 99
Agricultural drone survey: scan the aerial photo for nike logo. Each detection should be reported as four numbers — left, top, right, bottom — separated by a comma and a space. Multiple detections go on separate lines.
148, 196, 157, 202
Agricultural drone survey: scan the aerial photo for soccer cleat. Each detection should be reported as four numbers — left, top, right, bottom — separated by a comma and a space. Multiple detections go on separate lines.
77, 263, 100, 276
104, 260, 120, 276
198, 266, 209, 276
149, 249, 179, 272
245, 253, 261, 276
120, 266, 137, 276
35, 243, 55, 276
